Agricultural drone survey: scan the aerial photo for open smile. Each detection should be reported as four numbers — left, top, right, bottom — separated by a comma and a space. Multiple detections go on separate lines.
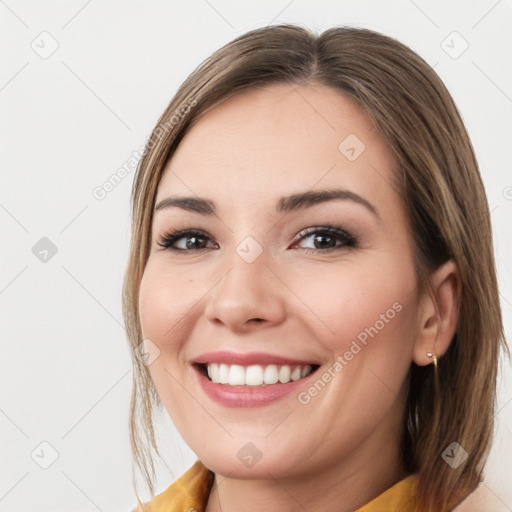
191, 351, 321, 407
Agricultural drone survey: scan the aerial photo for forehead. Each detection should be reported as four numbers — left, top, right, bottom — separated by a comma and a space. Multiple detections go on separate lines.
156, 83, 397, 212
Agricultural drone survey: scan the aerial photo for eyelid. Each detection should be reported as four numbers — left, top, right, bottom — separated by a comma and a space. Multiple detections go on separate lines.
293, 225, 356, 244
156, 228, 217, 251
156, 224, 359, 254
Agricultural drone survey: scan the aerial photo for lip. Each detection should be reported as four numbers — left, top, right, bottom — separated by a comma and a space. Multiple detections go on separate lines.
191, 352, 320, 408
192, 350, 319, 366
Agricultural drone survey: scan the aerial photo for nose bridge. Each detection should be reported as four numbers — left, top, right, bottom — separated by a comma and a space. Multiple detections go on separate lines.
205, 234, 286, 330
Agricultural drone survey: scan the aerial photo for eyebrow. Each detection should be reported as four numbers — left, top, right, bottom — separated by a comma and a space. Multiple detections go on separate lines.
154, 188, 379, 218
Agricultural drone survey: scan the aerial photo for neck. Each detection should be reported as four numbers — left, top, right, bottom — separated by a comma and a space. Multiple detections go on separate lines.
205, 405, 408, 512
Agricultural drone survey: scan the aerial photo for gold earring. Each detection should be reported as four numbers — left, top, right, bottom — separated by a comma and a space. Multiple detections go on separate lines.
426, 351, 438, 382
426, 351, 437, 369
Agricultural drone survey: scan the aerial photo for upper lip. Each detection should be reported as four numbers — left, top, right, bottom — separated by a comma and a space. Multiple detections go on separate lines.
192, 351, 319, 366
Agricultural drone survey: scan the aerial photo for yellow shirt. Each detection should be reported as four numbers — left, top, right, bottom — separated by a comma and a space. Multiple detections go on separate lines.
138, 459, 425, 512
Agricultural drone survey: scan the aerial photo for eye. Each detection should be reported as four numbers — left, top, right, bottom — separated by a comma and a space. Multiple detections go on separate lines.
156, 225, 358, 254
157, 229, 218, 252
293, 225, 358, 254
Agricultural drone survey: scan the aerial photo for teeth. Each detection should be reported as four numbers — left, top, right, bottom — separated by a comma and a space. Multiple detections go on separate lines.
290, 366, 302, 381
263, 364, 279, 384
207, 363, 219, 382
246, 365, 264, 386
219, 363, 229, 384
301, 365, 312, 378
278, 365, 291, 383
228, 365, 245, 386
205, 363, 315, 386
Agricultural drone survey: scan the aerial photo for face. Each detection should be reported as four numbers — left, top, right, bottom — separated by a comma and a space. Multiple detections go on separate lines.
138, 83, 422, 480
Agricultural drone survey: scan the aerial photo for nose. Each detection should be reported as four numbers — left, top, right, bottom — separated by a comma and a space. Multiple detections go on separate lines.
204, 249, 287, 333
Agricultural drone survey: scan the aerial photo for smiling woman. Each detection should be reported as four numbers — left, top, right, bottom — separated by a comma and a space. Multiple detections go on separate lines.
122, 24, 509, 512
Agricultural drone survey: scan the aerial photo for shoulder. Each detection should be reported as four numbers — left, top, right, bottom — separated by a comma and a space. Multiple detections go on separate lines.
356, 473, 480, 512
356, 473, 420, 511
131, 460, 214, 512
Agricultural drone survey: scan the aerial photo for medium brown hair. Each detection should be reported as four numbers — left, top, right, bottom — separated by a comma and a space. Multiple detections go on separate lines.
123, 24, 509, 511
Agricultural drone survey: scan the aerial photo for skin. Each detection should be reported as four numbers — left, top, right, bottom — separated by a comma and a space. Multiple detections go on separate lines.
138, 82, 460, 512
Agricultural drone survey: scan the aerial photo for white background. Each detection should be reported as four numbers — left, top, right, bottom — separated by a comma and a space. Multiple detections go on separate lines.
1, 1, 511, 511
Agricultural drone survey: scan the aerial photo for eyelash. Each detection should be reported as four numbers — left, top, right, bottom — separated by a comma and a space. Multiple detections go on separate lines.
156, 225, 358, 254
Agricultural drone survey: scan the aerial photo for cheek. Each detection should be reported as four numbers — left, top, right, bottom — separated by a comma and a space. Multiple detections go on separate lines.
138, 263, 195, 358
289, 263, 417, 441
291, 258, 418, 360
137, 263, 198, 420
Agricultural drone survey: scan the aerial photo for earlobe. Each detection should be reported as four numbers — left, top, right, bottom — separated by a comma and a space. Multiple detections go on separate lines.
412, 260, 461, 366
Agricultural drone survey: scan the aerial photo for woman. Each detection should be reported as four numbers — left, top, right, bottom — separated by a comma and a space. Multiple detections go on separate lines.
123, 24, 509, 511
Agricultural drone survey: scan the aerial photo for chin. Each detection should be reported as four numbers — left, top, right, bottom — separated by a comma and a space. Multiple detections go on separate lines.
195, 442, 310, 480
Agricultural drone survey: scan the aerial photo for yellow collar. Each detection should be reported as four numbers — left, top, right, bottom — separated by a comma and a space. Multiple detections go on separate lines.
141, 459, 421, 512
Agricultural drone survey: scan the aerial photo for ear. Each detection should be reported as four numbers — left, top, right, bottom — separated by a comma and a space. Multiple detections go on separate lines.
412, 260, 461, 366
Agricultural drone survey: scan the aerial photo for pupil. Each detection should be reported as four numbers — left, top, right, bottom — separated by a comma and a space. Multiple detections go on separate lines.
187, 236, 203, 249
315, 234, 335, 248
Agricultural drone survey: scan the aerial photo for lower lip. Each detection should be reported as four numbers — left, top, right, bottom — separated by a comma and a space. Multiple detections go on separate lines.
193, 365, 318, 407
